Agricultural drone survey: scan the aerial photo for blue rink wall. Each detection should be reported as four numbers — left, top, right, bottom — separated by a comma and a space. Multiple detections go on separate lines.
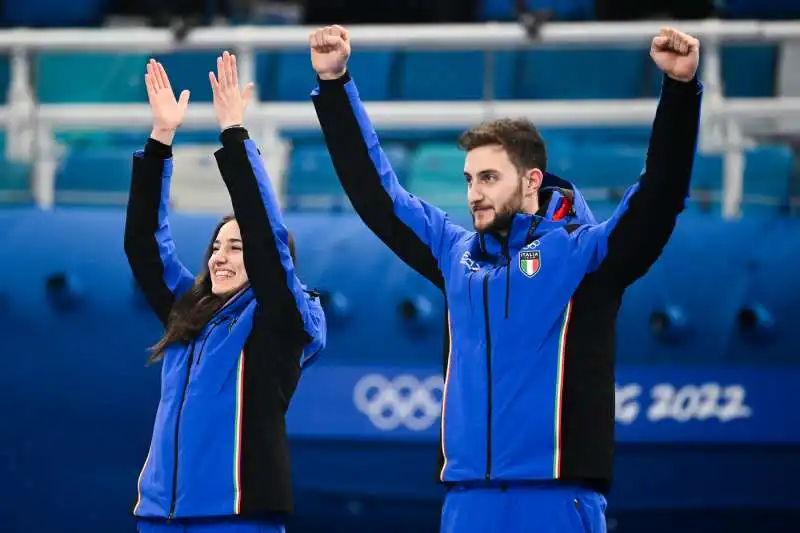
0, 207, 799, 533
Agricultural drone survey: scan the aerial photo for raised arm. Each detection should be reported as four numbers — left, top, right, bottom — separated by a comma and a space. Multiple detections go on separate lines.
124, 59, 195, 325
573, 28, 703, 288
308, 25, 465, 290
210, 52, 326, 356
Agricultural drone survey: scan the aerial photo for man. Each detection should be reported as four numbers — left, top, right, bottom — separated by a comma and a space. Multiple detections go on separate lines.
309, 25, 701, 533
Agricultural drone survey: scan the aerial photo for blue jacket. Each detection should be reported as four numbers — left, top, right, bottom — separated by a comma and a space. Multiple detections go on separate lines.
124, 128, 326, 519
311, 72, 702, 491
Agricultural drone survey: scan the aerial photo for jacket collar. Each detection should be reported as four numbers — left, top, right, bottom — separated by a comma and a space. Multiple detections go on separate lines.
479, 212, 567, 257
214, 283, 254, 317
478, 172, 583, 258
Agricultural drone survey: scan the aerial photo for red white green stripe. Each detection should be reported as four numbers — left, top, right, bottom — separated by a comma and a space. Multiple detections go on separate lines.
232, 349, 245, 514
553, 299, 573, 478
438, 312, 453, 481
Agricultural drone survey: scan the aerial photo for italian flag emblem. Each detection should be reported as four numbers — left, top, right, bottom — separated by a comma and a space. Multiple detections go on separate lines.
519, 250, 541, 278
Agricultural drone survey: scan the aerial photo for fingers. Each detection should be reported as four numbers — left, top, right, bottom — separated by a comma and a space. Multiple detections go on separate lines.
309, 25, 347, 52
144, 72, 155, 98
177, 89, 190, 110
681, 30, 700, 52
222, 51, 234, 89
660, 27, 699, 46
146, 58, 170, 90
325, 34, 344, 49
652, 35, 669, 49
211, 51, 252, 100
322, 26, 339, 46
145, 58, 174, 95
242, 82, 254, 105
330, 25, 348, 41
654, 27, 700, 55
209, 71, 220, 95
216, 55, 226, 89
146, 60, 160, 92
215, 51, 241, 90
230, 53, 239, 89
157, 62, 171, 90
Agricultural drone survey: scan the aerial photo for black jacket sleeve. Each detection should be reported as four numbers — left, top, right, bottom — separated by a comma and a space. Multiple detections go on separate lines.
311, 71, 456, 290
594, 74, 703, 289
124, 138, 195, 325
213, 127, 325, 349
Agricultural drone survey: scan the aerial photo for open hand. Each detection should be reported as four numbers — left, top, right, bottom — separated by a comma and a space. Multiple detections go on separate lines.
145, 59, 190, 144
650, 27, 700, 82
309, 25, 351, 80
209, 51, 254, 130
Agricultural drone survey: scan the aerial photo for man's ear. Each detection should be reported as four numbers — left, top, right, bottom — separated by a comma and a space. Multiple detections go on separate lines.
525, 168, 544, 195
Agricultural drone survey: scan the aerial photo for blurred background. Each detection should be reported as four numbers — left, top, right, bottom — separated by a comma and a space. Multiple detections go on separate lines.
1, 0, 800, 532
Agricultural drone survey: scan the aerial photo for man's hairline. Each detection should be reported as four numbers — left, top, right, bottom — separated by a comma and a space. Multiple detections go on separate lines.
462, 143, 544, 177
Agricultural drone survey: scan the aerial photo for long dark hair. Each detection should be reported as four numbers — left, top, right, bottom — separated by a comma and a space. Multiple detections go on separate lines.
148, 214, 296, 363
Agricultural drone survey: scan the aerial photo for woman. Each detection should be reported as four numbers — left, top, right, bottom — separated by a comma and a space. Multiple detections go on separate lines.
124, 52, 326, 533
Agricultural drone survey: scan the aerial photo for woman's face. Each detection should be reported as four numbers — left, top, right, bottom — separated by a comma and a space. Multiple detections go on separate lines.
208, 219, 249, 296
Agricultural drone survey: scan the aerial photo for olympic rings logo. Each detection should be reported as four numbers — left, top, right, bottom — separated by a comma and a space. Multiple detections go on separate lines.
353, 374, 444, 431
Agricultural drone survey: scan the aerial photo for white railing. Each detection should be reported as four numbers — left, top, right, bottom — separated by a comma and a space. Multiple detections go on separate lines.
2, 20, 800, 217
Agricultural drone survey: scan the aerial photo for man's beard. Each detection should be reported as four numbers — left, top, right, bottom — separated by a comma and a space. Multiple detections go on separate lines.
473, 183, 525, 234
480, 209, 515, 234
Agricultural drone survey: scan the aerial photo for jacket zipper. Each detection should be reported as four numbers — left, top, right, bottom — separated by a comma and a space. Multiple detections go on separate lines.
482, 273, 493, 480
167, 320, 224, 519
195, 316, 228, 365
501, 238, 511, 319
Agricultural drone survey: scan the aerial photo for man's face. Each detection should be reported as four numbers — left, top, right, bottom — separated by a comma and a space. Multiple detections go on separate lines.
465, 144, 525, 233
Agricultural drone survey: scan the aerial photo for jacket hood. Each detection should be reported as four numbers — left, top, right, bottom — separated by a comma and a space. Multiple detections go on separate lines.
477, 171, 598, 257
537, 172, 597, 226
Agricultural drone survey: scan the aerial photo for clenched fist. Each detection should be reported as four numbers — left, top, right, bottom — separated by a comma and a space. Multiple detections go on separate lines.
309, 25, 351, 80
650, 27, 700, 82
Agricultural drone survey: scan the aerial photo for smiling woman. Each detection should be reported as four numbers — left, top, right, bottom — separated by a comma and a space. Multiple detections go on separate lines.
208, 217, 297, 296
123, 53, 325, 533
146, 213, 298, 363
210, 216, 249, 295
